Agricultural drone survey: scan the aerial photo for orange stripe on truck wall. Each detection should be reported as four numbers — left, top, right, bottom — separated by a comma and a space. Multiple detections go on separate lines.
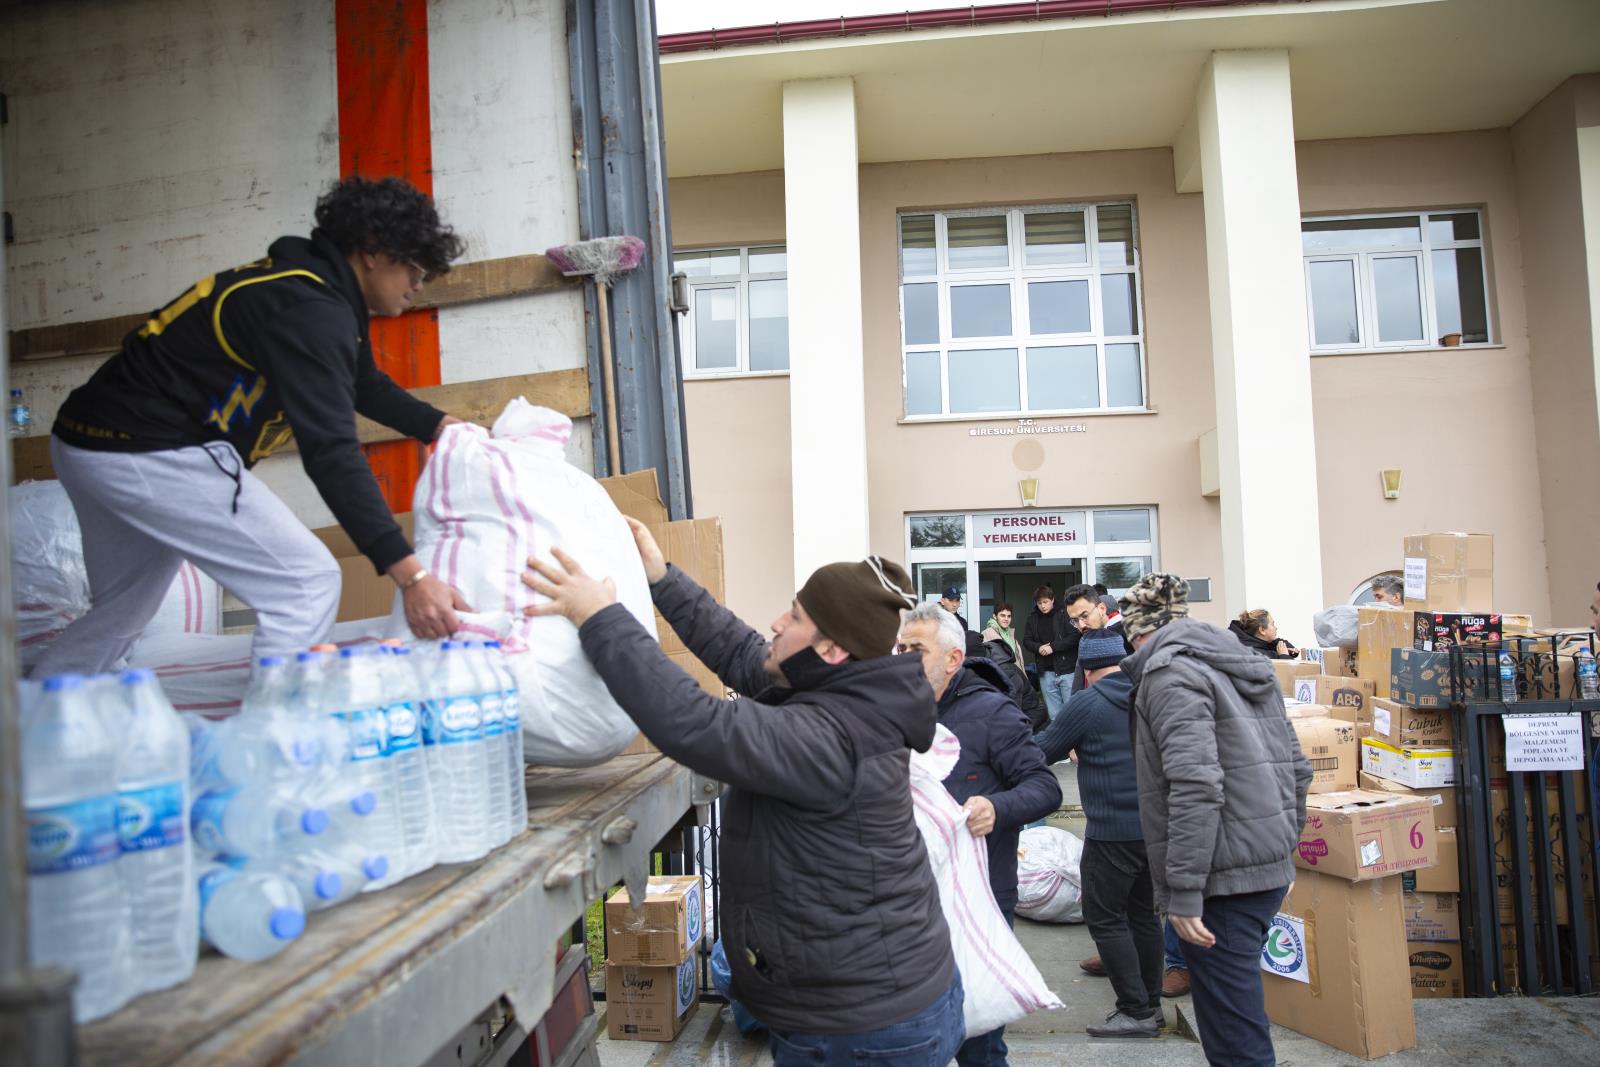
335, 0, 439, 514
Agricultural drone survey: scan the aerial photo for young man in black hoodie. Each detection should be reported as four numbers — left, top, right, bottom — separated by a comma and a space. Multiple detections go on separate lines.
896, 601, 1060, 1067
1023, 584, 1079, 720
34, 178, 469, 676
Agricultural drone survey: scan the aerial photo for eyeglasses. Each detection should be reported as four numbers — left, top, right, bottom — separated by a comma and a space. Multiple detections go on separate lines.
403, 260, 431, 285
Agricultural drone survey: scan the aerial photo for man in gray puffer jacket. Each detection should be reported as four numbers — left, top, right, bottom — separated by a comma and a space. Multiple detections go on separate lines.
1118, 574, 1312, 1067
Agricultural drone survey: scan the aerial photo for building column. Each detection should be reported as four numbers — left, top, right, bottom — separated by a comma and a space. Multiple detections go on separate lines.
1194, 51, 1326, 631
782, 78, 869, 588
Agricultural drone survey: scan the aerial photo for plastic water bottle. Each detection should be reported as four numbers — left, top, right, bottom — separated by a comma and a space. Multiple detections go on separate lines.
191, 785, 329, 858
325, 647, 404, 885
197, 861, 306, 961
483, 641, 527, 838
114, 669, 197, 993
1498, 653, 1518, 704
23, 674, 132, 1022
423, 642, 490, 863
1577, 647, 1600, 700
465, 643, 512, 849
379, 644, 436, 878
8, 387, 32, 437
240, 854, 358, 912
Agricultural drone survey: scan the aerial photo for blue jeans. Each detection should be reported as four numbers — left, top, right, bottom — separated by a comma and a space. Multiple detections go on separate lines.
769, 968, 965, 1067
956, 911, 1012, 1066
1040, 671, 1072, 720
1178, 888, 1288, 1067
1164, 919, 1185, 970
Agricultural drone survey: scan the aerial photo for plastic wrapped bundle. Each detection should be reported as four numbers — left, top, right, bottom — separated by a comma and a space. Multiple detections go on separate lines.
1313, 605, 1361, 650
1015, 825, 1086, 924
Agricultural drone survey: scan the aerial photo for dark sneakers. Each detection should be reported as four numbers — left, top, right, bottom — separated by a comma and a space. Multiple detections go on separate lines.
1079, 956, 1107, 977
1087, 1010, 1161, 1039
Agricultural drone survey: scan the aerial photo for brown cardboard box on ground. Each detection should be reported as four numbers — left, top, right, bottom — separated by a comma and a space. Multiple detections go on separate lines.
1295, 789, 1437, 881
604, 958, 698, 1042
1316, 675, 1374, 723
1370, 697, 1453, 749
1289, 715, 1359, 793
1272, 659, 1322, 696
1357, 608, 1420, 698
1408, 941, 1465, 999
1407, 827, 1460, 893
605, 876, 706, 965
1262, 871, 1416, 1059
1403, 891, 1461, 941
1358, 772, 1457, 832
1402, 532, 1494, 612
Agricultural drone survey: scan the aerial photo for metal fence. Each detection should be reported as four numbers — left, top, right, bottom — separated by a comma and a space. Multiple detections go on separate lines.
1449, 636, 1599, 997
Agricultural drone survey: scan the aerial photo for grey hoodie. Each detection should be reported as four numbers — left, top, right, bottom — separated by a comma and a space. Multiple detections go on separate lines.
1120, 617, 1313, 917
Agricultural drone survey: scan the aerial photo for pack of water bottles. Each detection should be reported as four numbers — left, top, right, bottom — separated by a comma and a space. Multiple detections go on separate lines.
20, 669, 197, 1023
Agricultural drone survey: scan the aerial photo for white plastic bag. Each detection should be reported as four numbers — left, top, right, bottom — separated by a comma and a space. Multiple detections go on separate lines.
398, 401, 657, 766
909, 726, 1062, 1038
1312, 604, 1361, 650
1015, 825, 1085, 923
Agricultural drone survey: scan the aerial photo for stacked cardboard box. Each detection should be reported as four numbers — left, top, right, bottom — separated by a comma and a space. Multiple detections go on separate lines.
604, 876, 706, 1042
1289, 716, 1359, 793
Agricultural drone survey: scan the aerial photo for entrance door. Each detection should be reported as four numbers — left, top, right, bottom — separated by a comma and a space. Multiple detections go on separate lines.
976, 559, 1082, 655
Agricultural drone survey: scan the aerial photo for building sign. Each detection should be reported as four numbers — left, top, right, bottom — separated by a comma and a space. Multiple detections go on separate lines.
973, 510, 1086, 548
968, 418, 1089, 438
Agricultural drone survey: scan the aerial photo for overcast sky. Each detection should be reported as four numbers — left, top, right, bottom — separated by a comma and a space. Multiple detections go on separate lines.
654, 1, 1014, 35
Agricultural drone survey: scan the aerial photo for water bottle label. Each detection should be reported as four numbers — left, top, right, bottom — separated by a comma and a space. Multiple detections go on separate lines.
385, 700, 421, 753
27, 796, 120, 875
191, 790, 237, 855
334, 708, 385, 762
423, 697, 480, 745
502, 691, 520, 730
198, 865, 240, 911
481, 692, 505, 739
118, 782, 186, 852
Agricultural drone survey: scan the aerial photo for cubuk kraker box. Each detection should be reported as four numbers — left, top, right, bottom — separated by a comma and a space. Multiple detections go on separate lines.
604, 957, 699, 1042
1294, 789, 1438, 882
1370, 696, 1452, 749
604, 875, 706, 966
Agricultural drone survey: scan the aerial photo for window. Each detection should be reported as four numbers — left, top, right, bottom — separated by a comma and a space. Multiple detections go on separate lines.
1302, 210, 1491, 352
898, 204, 1147, 418
678, 245, 789, 376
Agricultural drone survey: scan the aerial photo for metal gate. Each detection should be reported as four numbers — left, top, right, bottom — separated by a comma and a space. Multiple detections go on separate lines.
1449, 636, 1600, 996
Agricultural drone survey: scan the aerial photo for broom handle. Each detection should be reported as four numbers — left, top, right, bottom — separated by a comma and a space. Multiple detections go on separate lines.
597, 283, 623, 477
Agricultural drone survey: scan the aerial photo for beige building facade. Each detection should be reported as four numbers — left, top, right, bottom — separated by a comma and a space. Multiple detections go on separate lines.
662, 0, 1600, 644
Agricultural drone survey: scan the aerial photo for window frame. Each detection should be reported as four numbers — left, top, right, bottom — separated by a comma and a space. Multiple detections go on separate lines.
1300, 209, 1495, 355
898, 203, 1149, 421
678, 244, 790, 379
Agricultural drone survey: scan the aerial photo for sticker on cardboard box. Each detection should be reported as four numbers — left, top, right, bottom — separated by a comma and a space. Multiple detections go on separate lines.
1261, 914, 1310, 984
1373, 704, 1392, 738
1504, 713, 1584, 771
1404, 558, 1427, 600
1294, 678, 1318, 704
1360, 838, 1383, 868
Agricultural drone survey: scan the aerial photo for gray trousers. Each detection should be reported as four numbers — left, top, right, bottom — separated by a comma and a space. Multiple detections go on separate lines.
30, 438, 342, 677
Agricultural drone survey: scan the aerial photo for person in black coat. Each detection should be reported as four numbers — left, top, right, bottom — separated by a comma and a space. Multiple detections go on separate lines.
981, 627, 1048, 733
1023, 584, 1080, 721
1229, 609, 1300, 660
897, 601, 1062, 1067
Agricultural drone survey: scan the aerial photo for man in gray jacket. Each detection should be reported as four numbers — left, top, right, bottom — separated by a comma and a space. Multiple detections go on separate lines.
1118, 574, 1312, 1067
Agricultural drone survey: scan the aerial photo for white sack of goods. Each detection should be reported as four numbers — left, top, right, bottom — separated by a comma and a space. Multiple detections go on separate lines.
394, 400, 656, 766
910, 725, 1062, 1037
1015, 825, 1085, 923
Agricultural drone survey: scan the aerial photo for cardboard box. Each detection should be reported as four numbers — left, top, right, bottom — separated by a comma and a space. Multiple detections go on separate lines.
1307, 646, 1354, 677
604, 957, 698, 1041
1370, 697, 1452, 748
1262, 871, 1415, 1059
1389, 646, 1497, 708
1316, 675, 1374, 723
312, 512, 416, 623
1403, 891, 1461, 941
1358, 772, 1457, 832
1403, 532, 1494, 612
1357, 608, 1420, 698
1407, 828, 1460, 893
1287, 702, 1334, 719
604, 876, 706, 965
1412, 612, 1504, 652
1295, 789, 1437, 881
1360, 737, 1456, 788
1273, 659, 1322, 696
1291, 676, 1320, 705
1408, 940, 1466, 999
1289, 715, 1359, 793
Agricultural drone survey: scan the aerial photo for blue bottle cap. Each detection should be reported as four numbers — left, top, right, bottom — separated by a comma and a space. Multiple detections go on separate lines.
339, 647, 361, 659
258, 656, 286, 668
118, 668, 155, 685
300, 808, 329, 835
393, 646, 411, 657
41, 674, 84, 692
313, 870, 342, 900
296, 651, 319, 663
269, 907, 306, 941
483, 640, 501, 650
362, 854, 390, 881
440, 641, 459, 651
290, 738, 321, 766
348, 791, 377, 816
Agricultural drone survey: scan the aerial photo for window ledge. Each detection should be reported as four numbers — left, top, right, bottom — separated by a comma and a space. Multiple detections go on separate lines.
684, 370, 791, 382
897, 408, 1157, 425
1310, 344, 1506, 358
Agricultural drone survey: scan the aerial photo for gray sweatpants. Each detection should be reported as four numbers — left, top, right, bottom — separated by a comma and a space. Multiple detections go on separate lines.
30, 438, 342, 677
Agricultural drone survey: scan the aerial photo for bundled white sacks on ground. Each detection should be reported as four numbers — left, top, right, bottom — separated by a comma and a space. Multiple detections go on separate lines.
9, 480, 221, 672
396, 400, 656, 766
21, 670, 197, 1023
909, 726, 1062, 1038
1015, 825, 1086, 923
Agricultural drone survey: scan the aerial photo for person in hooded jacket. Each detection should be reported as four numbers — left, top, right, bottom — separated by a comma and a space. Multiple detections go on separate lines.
980, 626, 1048, 733
896, 601, 1061, 1067
1118, 575, 1313, 1067
34, 176, 470, 677
525, 533, 963, 1067
1228, 609, 1300, 660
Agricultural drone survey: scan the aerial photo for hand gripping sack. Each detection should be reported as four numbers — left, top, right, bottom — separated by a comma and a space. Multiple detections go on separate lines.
1015, 825, 1085, 923
400, 402, 657, 765
909, 726, 1062, 1038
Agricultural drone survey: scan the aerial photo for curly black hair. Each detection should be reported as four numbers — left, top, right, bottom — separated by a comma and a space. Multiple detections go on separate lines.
314, 176, 465, 277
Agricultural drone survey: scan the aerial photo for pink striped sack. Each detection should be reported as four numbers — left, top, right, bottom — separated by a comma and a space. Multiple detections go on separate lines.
395, 400, 657, 766
910, 725, 1063, 1037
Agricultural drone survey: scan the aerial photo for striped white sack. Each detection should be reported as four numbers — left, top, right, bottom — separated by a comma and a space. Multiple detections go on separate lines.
910, 725, 1063, 1038
1016, 825, 1085, 923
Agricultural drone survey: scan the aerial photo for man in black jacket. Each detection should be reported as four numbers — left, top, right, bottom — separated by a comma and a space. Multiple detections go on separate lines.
524, 529, 964, 1066
1023, 584, 1078, 720
34, 177, 469, 676
897, 602, 1060, 1067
